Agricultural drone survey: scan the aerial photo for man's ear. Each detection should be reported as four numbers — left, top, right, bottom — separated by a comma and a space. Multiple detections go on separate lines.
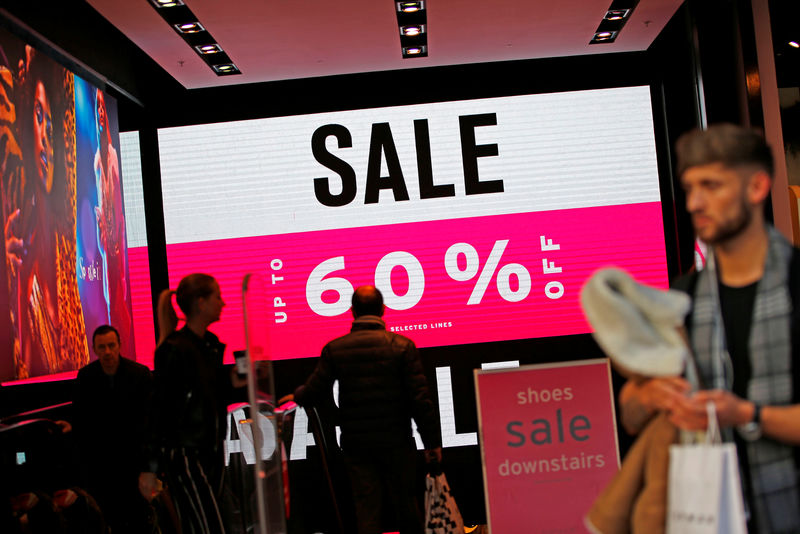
747, 170, 772, 205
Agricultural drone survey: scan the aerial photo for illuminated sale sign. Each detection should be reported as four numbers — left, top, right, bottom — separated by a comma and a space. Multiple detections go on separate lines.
156, 86, 668, 360
475, 360, 619, 534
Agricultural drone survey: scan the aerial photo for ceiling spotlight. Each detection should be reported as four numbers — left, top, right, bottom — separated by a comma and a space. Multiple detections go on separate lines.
590, 30, 618, 44
174, 22, 204, 34
604, 9, 630, 21
151, 0, 184, 7
212, 63, 240, 75
400, 25, 425, 37
790, 41, 800, 49
195, 44, 223, 54
402, 45, 427, 58
397, 1, 425, 13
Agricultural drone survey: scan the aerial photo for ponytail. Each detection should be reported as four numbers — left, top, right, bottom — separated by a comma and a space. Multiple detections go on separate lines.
156, 289, 177, 347
156, 273, 217, 347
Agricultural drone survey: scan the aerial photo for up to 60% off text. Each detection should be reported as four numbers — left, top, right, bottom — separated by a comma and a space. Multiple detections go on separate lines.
268, 235, 564, 322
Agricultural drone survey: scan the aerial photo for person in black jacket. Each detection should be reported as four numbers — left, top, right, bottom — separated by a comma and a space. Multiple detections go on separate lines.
139, 273, 243, 534
290, 285, 442, 534
73, 324, 152, 534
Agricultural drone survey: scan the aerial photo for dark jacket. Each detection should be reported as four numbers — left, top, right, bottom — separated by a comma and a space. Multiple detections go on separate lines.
73, 356, 153, 481
146, 326, 229, 471
294, 315, 441, 451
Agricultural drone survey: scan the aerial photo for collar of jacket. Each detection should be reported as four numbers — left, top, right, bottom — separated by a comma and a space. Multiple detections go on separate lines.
351, 315, 386, 331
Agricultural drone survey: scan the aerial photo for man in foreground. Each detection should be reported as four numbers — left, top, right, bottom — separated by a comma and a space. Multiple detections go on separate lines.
619, 124, 800, 533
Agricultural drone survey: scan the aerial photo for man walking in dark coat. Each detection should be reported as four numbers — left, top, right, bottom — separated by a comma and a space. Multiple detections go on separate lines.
292, 285, 442, 534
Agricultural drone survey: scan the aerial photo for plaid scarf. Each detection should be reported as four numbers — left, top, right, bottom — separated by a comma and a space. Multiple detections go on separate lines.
690, 226, 800, 533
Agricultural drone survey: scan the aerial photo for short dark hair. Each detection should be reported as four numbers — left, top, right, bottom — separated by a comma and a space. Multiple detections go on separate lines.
92, 324, 120, 346
675, 123, 774, 177
351, 286, 384, 317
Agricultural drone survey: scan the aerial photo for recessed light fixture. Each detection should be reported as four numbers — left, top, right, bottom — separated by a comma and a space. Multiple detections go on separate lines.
605, 9, 630, 21
590, 1, 638, 45
397, 1, 424, 13
590, 30, 618, 44
174, 22, 204, 34
402, 45, 427, 58
396, 0, 427, 59
212, 63, 240, 75
150, 0, 184, 7
790, 41, 800, 49
400, 25, 425, 37
195, 44, 223, 54
150, 1, 240, 76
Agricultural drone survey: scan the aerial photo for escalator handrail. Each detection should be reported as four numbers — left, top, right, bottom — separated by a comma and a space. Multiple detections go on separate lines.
0, 401, 72, 426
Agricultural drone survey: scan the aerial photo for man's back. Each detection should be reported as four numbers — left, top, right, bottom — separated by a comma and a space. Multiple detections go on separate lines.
292, 285, 442, 534
297, 315, 440, 452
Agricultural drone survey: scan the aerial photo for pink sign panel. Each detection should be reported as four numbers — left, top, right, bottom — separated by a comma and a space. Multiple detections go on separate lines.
128, 246, 155, 367
475, 359, 619, 534
162, 202, 667, 361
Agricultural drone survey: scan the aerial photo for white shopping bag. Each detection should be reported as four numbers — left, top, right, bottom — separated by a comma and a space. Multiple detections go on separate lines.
424, 471, 464, 534
666, 403, 747, 534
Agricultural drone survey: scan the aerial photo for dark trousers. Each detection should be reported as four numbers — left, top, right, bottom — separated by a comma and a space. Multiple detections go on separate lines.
163, 447, 226, 534
343, 444, 423, 534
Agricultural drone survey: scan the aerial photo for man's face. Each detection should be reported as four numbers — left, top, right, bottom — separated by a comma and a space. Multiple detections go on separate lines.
681, 162, 754, 245
33, 81, 54, 192
93, 331, 121, 375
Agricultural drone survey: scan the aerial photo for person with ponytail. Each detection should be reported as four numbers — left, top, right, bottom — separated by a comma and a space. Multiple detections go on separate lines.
139, 273, 241, 534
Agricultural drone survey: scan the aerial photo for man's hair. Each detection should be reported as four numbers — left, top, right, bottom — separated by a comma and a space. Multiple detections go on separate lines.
92, 324, 120, 346
351, 286, 384, 317
675, 123, 774, 177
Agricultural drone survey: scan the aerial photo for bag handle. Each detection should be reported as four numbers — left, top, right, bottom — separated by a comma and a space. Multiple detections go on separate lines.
704, 401, 721, 445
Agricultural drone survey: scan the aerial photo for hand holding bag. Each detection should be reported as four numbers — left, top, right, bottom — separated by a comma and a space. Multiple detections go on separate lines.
424, 467, 464, 534
666, 402, 747, 534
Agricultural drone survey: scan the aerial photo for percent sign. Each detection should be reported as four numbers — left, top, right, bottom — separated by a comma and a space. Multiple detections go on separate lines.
444, 240, 531, 304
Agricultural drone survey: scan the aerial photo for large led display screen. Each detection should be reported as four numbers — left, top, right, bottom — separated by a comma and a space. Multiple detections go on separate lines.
0, 28, 134, 382
119, 131, 155, 368
157, 86, 668, 360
